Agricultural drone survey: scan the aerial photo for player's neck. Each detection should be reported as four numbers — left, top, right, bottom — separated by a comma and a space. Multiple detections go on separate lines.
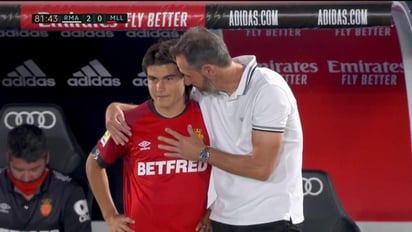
153, 101, 187, 118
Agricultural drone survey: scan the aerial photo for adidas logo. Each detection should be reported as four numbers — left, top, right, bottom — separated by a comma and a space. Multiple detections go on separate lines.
132, 71, 148, 87
125, 30, 180, 38
67, 59, 121, 87
60, 31, 114, 38
2, 59, 55, 87
0, 30, 49, 38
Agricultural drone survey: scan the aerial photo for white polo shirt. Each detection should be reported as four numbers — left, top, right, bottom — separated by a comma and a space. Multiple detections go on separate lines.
192, 55, 304, 225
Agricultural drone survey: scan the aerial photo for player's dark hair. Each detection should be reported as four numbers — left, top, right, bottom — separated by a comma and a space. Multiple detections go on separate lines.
7, 124, 48, 162
142, 39, 178, 73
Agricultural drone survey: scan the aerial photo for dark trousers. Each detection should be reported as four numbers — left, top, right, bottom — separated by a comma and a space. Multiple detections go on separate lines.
211, 220, 302, 232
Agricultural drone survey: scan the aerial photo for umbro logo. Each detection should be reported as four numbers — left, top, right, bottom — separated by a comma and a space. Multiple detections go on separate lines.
2, 59, 56, 87
67, 59, 121, 87
138, 140, 151, 151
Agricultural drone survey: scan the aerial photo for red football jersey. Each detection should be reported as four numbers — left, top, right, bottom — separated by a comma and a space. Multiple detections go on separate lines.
97, 100, 211, 231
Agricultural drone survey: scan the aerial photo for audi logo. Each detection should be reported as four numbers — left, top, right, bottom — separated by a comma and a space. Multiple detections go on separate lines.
302, 177, 323, 196
4, 111, 57, 129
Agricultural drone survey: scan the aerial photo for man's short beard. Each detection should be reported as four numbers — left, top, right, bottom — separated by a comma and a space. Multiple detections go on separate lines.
199, 75, 219, 95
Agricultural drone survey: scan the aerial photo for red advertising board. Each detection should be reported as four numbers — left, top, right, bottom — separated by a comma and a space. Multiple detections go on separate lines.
223, 27, 412, 221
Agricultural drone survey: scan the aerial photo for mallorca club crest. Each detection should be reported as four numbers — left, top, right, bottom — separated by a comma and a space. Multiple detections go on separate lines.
40, 198, 53, 217
193, 128, 204, 141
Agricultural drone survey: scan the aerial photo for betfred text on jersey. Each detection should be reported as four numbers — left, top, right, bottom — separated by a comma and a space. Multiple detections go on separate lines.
137, 160, 208, 176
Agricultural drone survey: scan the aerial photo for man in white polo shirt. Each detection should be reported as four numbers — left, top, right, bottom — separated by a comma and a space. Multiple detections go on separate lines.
105, 26, 304, 231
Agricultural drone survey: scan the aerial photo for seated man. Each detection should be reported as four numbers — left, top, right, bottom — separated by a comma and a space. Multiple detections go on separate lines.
0, 123, 91, 231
